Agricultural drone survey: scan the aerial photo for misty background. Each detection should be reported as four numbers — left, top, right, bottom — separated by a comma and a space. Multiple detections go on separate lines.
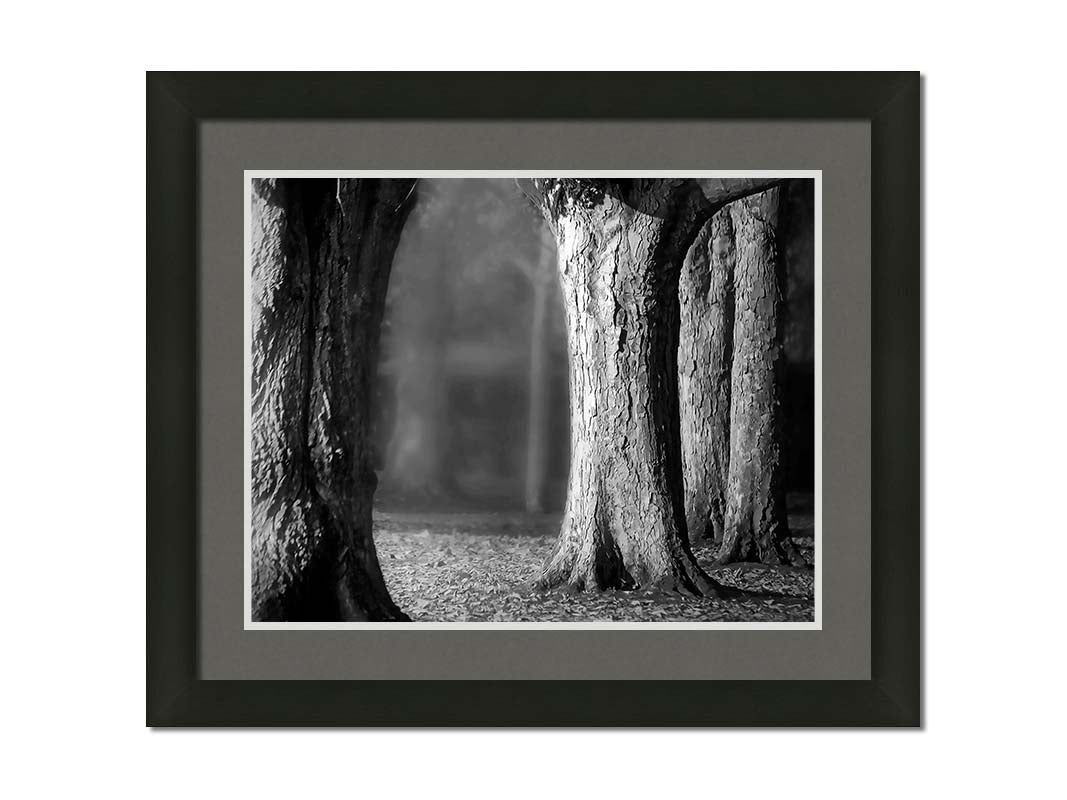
372, 178, 815, 513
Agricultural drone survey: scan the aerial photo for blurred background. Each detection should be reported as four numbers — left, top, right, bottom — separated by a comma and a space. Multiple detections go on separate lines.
372, 178, 815, 514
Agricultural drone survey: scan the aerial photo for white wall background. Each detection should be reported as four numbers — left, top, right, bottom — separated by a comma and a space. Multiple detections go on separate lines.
2, 2, 1063, 796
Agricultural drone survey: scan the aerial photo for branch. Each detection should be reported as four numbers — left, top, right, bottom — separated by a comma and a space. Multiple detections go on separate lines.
696, 178, 785, 212
393, 179, 419, 214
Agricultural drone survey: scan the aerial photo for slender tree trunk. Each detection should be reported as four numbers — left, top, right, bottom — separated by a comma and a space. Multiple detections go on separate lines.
250, 177, 416, 621
678, 208, 735, 545
518, 225, 560, 513
524, 273, 552, 512
716, 187, 802, 565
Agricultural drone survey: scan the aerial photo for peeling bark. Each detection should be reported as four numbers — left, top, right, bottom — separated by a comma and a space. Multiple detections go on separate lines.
716, 187, 803, 566
678, 208, 735, 545
250, 177, 416, 621
526, 179, 720, 595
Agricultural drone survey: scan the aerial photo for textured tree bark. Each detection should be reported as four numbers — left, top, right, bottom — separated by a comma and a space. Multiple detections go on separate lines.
520, 178, 784, 593
678, 208, 736, 545
716, 187, 803, 566
250, 177, 416, 621
525, 180, 719, 594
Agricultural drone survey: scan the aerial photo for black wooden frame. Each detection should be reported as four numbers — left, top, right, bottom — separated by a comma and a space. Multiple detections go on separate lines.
147, 72, 920, 726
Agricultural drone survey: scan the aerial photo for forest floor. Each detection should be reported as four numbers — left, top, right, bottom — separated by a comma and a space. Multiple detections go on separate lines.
373, 494, 815, 623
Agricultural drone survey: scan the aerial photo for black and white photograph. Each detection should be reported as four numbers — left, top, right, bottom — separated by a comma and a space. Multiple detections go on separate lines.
11, 0, 1067, 781
247, 173, 819, 626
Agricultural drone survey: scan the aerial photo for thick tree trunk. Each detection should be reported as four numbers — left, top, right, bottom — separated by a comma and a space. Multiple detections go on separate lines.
678, 208, 735, 545
715, 187, 802, 565
519, 178, 783, 593
532, 180, 720, 595
250, 177, 416, 621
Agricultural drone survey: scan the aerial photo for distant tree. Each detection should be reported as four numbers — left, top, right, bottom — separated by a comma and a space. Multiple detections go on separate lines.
522, 178, 778, 595
387, 179, 561, 511
383, 180, 461, 500
469, 205, 562, 513
515, 224, 558, 513
460, 183, 565, 512
250, 177, 415, 621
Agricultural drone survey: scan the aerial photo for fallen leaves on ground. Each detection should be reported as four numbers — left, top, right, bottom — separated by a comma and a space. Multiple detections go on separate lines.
374, 509, 814, 623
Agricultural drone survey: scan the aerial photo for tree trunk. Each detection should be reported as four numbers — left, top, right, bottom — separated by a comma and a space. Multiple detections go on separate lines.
716, 187, 802, 565
529, 180, 720, 595
524, 279, 551, 512
523, 236, 557, 513
678, 208, 735, 545
250, 177, 416, 621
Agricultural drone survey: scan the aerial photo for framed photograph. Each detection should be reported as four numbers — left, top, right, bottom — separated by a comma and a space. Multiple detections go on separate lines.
147, 72, 919, 726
